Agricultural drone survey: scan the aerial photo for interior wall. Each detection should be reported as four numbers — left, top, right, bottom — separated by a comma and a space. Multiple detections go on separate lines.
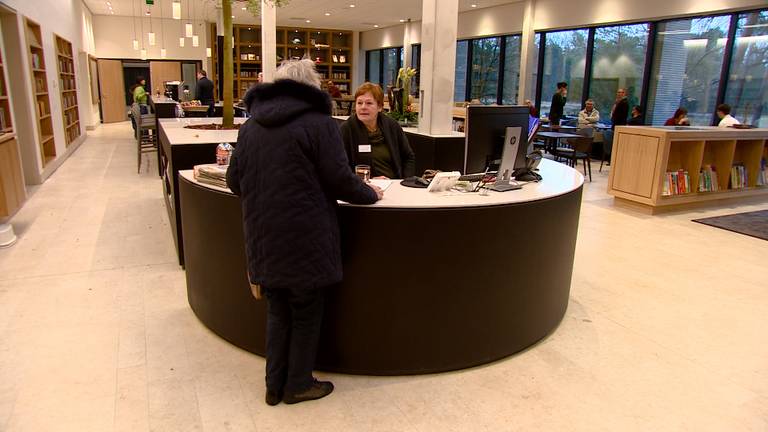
0, 0, 94, 183
93, 15, 208, 64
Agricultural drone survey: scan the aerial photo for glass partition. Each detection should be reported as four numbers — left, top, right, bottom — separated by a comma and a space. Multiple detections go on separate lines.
540, 29, 588, 118
724, 10, 768, 127
502, 35, 522, 105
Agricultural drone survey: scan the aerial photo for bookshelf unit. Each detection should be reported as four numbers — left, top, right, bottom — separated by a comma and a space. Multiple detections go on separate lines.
54, 34, 79, 147
607, 126, 768, 213
211, 24, 353, 100
0, 30, 25, 219
0, 49, 10, 133
24, 18, 56, 166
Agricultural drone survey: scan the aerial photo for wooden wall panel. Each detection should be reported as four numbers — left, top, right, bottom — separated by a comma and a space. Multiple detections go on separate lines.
149, 61, 181, 96
97, 59, 126, 123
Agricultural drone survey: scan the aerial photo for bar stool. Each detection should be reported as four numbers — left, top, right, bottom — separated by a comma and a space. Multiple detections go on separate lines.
132, 103, 157, 173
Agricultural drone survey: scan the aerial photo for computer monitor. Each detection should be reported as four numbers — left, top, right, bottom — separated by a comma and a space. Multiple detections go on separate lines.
463, 105, 532, 174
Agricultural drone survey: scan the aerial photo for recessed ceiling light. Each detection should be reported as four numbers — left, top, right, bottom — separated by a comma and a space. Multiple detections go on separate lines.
325, 12, 331, 16
471, 4, 477, 7
374, 24, 379, 28
241, 7, 246, 10
306, 19, 311, 23
399, 19, 405, 22
106, 1, 111, 5
110, 10, 114, 14
349, 4, 355, 7
231, 15, 235, 18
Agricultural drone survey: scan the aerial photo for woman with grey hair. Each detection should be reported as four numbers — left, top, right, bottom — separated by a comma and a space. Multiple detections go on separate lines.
227, 59, 383, 406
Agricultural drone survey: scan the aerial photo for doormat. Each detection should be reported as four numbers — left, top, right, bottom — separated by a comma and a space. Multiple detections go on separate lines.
692, 210, 768, 241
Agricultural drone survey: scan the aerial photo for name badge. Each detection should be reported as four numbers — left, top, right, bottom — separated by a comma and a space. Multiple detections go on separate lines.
358, 145, 372, 153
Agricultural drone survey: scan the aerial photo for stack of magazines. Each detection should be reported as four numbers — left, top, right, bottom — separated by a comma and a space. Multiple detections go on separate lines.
193, 164, 228, 188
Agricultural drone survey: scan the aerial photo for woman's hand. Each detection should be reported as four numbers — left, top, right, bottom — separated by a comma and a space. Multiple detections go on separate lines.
368, 184, 384, 200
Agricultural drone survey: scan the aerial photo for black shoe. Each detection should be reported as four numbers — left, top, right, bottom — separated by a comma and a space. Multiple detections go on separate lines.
265, 389, 282, 406
283, 380, 334, 405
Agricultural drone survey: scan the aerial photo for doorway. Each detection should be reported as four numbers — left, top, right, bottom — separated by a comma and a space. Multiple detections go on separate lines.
123, 61, 150, 107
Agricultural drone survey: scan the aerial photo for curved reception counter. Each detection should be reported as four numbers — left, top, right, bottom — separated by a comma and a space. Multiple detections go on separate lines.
178, 159, 584, 375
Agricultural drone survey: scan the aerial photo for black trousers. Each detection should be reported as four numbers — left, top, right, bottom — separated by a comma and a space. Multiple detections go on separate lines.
264, 285, 325, 394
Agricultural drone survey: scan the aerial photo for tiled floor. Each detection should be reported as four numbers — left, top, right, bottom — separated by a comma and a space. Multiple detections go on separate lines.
0, 123, 766, 431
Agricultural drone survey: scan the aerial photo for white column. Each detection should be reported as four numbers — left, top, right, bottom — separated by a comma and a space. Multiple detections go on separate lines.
418, 0, 459, 135
260, 0, 277, 83
403, 20, 412, 69
518, 0, 537, 104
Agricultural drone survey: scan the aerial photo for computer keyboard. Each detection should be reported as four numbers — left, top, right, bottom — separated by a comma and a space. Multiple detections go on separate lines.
458, 173, 487, 182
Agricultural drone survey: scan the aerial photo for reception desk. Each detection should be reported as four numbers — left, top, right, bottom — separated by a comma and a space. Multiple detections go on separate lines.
178, 159, 584, 375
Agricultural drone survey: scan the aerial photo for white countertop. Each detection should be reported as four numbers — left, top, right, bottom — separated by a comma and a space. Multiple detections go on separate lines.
160, 117, 249, 145
179, 158, 583, 209
151, 95, 178, 104
333, 116, 465, 139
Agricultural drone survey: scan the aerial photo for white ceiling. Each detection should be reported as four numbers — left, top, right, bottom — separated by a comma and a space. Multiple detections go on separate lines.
84, 0, 522, 31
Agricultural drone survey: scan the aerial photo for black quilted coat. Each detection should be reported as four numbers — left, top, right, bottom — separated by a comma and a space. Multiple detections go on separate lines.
226, 79, 378, 290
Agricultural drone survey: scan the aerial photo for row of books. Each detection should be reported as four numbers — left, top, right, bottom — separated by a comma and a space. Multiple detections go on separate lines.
239, 71, 259, 78
58, 59, 73, 74
31, 52, 42, 69
61, 94, 77, 109
37, 100, 47, 117
698, 165, 720, 192
59, 77, 76, 90
730, 164, 748, 189
65, 125, 79, 144
63, 109, 78, 125
330, 72, 348, 80
758, 159, 767, 187
662, 169, 691, 196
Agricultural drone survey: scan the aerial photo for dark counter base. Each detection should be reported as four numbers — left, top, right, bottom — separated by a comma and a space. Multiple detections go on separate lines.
180, 176, 582, 375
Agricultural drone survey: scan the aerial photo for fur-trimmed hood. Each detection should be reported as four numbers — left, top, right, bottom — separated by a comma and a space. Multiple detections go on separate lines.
243, 79, 332, 128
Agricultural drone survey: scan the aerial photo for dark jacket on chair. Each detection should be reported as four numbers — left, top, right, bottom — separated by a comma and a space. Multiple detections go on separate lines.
339, 113, 416, 178
226, 79, 378, 290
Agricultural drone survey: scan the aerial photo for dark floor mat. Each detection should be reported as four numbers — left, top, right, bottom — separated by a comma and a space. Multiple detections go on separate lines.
692, 210, 768, 241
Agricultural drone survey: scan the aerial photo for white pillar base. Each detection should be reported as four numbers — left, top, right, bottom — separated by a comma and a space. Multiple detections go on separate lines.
0, 223, 17, 248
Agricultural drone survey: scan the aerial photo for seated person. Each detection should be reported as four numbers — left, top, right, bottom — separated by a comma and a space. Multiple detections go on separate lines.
577, 99, 600, 128
717, 103, 741, 128
628, 105, 644, 125
340, 82, 415, 179
664, 108, 690, 126
327, 80, 342, 98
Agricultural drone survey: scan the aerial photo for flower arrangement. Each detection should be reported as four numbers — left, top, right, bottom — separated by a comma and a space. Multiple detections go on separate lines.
387, 67, 418, 124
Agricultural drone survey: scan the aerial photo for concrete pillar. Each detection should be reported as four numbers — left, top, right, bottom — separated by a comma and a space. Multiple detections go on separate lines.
418, 0, 459, 135
518, 0, 537, 104
260, 0, 277, 83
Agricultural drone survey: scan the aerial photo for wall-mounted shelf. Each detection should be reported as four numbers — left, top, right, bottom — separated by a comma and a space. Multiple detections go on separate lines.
25, 18, 56, 166
55, 34, 79, 147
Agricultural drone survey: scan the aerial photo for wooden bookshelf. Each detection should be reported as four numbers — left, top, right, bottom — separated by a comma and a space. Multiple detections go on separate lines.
607, 126, 768, 213
211, 24, 353, 100
54, 34, 79, 147
24, 18, 56, 166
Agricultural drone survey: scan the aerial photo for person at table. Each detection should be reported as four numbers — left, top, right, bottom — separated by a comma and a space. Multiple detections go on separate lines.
610, 88, 629, 129
716, 104, 741, 128
327, 80, 342, 98
664, 108, 690, 126
525, 99, 538, 118
577, 99, 600, 128
195, 70, 214, 116
340, 82, 416, 179
226, 59, 383, 406
549, 82, 567, 127
628, 105, 644, 125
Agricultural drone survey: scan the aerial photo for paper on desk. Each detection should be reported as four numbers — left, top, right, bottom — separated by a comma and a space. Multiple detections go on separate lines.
368, 179, 393, 191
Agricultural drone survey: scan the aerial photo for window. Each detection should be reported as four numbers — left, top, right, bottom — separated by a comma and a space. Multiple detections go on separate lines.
366, 50, 381, 85
724, 10, 768, 127
470, 37, 501, 104
382, 47, 401, 88
502, 35, 522, 104
411, 44, 421, 96
540, 29, 589, 118
454, 40, 469, 103
647, 16, 732, 126
590, 24, 650, 120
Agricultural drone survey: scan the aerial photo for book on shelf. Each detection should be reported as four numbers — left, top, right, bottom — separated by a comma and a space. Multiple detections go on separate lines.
662, 169, 691, 196
730, 164, 748, 189
0, 107, 5, 131
698, 165, 719, 192
31, 52, 41, 69
758, 158, 767, 187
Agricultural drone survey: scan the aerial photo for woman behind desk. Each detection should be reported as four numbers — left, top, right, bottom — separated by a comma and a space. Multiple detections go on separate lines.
340, 83, 415, 179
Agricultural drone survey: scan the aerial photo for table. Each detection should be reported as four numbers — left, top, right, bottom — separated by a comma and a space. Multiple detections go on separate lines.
536, 131, 582, 153
177, 159, 584, 375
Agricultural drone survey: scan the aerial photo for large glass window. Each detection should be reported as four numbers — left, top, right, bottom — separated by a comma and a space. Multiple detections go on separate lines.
590, 24, 650, 120
724, 10, 768, 127
411, 44, 421, 96
470, 37, 501, 104
382, 47, 401, 88
502, 35, 522, 104
647, 16, 732, 125
540, 29, 588, 119
454, 40, 469, 103
367, 50, 381, 85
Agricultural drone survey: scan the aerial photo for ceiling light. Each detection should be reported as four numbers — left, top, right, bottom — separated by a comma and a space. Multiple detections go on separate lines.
232, 15, 235, 18
306, 20, 311, 23
106, 1, 111, 5
185, 23, 193, 37
140, 48, 147, 60
110, 10, 114, 14
399, 19, 405, 23
374, 24, 379, 28
133, 39, 139, 50
241, 7, 246, 10
148, 32, 156, 46
349, 4, 355, 7
172, 1, 181, 19
160, 48, 167, 58
206, 47, 212, 57
325, 12, 330, 16
471, 4, 477, 7
179, 37, 185, 47
192, 35, 199, 47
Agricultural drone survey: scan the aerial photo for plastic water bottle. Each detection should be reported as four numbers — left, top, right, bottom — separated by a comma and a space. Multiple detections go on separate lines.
216, 142, 233, 165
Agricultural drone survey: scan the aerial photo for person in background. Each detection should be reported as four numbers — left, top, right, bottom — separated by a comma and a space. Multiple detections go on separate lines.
525, 99, 539, 118
131, 76, 148, 105
549, 82, 567, 127
717, 104, 741, 128
257, 72, 264, 83
628, 105, 644, 125
195, 70, 215, 116
610, 88, 629, 129
327, 80, 342, 98
577, 99, 600, 129
664, 108, 690, 126
340, 82, 416, 179
226, 59, 383, 406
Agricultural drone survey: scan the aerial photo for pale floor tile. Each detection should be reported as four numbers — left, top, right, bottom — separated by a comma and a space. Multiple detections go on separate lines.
0, 123, 766, 431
